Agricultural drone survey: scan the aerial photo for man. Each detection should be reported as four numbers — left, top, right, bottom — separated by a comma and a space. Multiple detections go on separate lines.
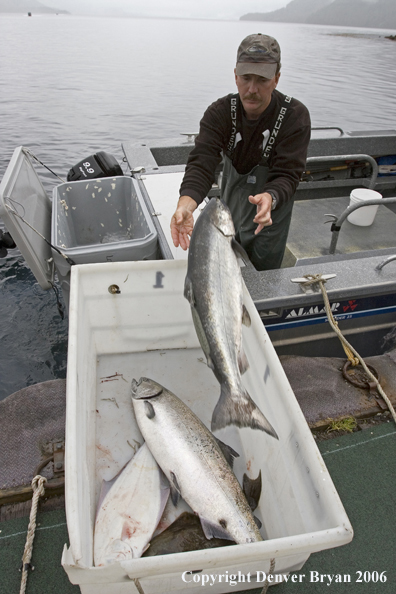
170, 33, 311, 271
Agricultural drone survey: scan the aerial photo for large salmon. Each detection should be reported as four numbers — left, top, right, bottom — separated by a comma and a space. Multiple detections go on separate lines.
184, 197, 277, 437
131, 377, 263, 545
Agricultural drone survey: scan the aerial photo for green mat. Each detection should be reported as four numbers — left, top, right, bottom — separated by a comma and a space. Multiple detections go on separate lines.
245, 422, 396, 594
0, 509, 78, 593
1, 423, 395, 594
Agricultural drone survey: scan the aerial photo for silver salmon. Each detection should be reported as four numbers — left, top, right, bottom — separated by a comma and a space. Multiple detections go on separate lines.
184, 197, 277, 437
131, 377, 263, 545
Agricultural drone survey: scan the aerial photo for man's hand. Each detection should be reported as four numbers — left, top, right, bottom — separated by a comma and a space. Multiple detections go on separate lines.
170, 196, 197, 250
248, 192, 273, 234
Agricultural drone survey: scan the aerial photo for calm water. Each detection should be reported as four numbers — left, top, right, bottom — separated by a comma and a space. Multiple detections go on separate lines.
0, 14, 395, 399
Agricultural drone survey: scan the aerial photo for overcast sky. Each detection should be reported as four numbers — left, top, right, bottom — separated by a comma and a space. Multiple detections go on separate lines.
43, 0, 291, 20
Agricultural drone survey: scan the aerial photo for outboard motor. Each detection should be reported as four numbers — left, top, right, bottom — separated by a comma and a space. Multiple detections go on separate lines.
0, 230, 16, 258
66, 151, 123, 182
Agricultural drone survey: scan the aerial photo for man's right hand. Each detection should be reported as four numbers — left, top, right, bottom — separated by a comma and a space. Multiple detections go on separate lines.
170, 196, 197, 250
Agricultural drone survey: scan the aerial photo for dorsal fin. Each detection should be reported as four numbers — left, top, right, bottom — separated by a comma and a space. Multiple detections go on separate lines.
243, 470, 262, 511
215, 438, 240, 468
231, 237, 250, 264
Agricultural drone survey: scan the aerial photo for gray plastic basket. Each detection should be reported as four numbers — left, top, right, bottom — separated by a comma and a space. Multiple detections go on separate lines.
51, 176, 158, 304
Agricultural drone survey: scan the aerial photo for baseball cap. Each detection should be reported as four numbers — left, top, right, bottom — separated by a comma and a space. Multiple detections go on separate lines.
235, 33, 281, 79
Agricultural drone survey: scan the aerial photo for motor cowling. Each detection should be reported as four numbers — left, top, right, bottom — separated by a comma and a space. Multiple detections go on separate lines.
66, 151, 123, 182
0, 230, 16, 258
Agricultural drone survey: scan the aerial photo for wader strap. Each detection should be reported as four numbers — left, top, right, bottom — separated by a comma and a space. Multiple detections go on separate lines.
261, 95, 292, 164
226, 94, 292, 164
226, 95, 238, 155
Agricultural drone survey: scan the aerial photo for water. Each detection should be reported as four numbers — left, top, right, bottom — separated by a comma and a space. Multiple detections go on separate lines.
0, 14, 395, 400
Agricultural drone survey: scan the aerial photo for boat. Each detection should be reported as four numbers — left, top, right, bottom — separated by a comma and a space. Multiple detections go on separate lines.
1, 127, 395, 359
120, 127, 396, 358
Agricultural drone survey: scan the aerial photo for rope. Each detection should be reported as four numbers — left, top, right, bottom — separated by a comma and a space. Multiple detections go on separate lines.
302, 275, 358, 365
302, 274, 396, 426
133, 578, 146, 594
260, 558, 276, 594
23, 148, 66, 183
19, 475, 47, 594
4, 202, 75, 266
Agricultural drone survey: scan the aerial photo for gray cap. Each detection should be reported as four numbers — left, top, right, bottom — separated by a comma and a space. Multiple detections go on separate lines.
235, 33, 281, 79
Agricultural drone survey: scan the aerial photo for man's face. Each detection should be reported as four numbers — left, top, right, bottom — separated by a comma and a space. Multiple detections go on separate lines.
235, 71, 280, 120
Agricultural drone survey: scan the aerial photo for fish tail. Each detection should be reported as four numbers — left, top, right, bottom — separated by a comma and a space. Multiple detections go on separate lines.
211, 384, 278, 439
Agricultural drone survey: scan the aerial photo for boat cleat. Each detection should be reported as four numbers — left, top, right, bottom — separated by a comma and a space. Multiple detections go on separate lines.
290, 274, 336, 294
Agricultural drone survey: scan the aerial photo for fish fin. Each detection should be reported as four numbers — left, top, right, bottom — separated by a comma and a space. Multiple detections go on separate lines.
231, 237, 250, 264
144, 400, 155, 419
170, 471, 181, 507
96, 475, 118, 516
243, 471, 262, 511
211, 385, 278, 439
95, 452, 140, 517
187, 297, 223, 382
183, 275, 195, 306
159, 471, 171, 509
254, 515, 262, 529
190, 306, 216, 373
242, 304, 251, 327
238, 348, 249, 375
207, 354, 216, 372
215, 438, 240, 468
199, 517, 234, 541
170, 485, 180, 507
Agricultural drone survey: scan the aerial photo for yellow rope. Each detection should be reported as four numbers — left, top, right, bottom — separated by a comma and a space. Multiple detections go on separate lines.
302, 275, 358, 364
19, 475, 47, 594
133, 578, 146, 594
260, 558, 276, 594
302, 274, 396, 426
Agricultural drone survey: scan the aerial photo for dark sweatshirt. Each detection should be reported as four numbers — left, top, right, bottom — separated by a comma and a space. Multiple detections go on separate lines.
179, 90, 311, 209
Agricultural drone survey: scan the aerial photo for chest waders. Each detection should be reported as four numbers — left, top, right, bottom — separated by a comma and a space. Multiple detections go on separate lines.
220, 96, 294, 271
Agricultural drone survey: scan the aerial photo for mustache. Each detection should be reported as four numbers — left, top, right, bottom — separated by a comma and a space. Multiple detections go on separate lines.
243, 94, 260, 101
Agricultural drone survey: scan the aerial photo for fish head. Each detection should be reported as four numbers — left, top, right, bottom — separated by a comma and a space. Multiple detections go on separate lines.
131, 377, 163, 400
206, 198, 235, 237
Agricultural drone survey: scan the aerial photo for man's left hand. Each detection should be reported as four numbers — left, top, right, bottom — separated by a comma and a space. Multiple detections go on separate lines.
248, 193, 273, 234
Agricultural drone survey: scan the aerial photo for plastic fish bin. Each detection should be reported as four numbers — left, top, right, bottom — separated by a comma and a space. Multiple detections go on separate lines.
51, 176, 158, 303
62, 259, 353, 594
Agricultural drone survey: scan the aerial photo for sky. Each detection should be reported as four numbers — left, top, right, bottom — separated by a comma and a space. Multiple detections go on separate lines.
42, 0, 291, 20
